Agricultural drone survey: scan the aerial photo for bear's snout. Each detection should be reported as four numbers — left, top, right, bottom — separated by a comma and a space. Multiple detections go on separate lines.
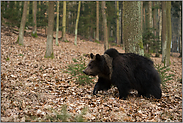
83, 70, 87, 75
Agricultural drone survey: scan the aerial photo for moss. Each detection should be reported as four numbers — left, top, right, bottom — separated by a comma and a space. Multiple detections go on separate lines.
94, 40, 100, 44
138, 41, 144, 49
16, 37, 19, 44
31, 32, 38, 38
44, 52, 54, 59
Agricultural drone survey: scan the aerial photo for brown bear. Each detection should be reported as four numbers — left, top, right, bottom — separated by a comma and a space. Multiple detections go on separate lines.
83, 48, 162, 99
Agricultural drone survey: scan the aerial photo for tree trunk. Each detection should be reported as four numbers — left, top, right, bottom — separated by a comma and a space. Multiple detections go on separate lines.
62, 1, 66, 41
116, 1, 120, 45
164, 1, 172, 66
146, 1, 153, 53
101, 1, 108, 51
161, 1, 167, 63
179, 5, 182, 57
123, 1, 144, 56
45, 1, 54, 58
26, 1, 29, 22
17, 1, 28, 45
56, 1, 59, 46
121, 2, 123, 45
32, 1, 37, 37
153, 2, 159, 56
74, 1, 81, 45
96, 1, 99, 41
158, 2, 162, 44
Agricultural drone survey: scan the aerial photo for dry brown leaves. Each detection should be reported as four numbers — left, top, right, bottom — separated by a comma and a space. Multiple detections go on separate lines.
1, 27, 182, 122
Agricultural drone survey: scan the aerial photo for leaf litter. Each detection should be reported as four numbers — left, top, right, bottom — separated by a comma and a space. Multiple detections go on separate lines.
1, 27, 182, 122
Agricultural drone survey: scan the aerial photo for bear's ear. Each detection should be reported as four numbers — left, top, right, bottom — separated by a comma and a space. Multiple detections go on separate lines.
90, 53, 94, 59
96, 54, 102, 61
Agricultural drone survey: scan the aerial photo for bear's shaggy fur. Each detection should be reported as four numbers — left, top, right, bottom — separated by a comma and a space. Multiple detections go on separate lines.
83, 48, 162, 99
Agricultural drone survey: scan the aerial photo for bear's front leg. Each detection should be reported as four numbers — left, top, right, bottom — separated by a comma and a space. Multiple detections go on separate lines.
93, 77, 112, 95
93, 82, 100, 95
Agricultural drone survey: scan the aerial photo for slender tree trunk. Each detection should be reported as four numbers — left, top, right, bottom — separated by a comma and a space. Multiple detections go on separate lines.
32, 1, 37, 37
45, 1, 54, 58
74, 1, 81, 45
101, 1, 108, 51
164, 1, 172, 66
148, 1, 153, 30
121, 2, 123, 45
146, 1, 153, 53
162, 1, 167, 63
26, 1, 29, 22
17, 1, 28, 45
179, 5, 182, 57
96, 1, 99, 41
62, 1, 66, 41
158, 2, 162, 44
116, 1, 120, 45
123, 1, 144, 56
153, 2, 159, 56
56, 1, 59, 46
141, 1, 143, 32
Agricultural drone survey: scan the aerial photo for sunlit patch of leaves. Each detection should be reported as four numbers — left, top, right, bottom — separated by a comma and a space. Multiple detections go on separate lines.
155, 63, 175, 88
67, 56, 94, 85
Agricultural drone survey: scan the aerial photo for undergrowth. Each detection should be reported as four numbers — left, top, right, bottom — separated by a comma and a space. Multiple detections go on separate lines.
67, 56, 94, 85
155, 63, 175, 88
43, 104, 87, 122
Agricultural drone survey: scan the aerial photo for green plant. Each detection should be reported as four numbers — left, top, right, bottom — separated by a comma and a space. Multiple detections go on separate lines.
155, 63, 175, 88
75, 107, 87, 122
67, 56, 94, 85
19, 54, 24, 56
44, 104, 87, 122
58, 105, 70, 122
5, 57, 10, 61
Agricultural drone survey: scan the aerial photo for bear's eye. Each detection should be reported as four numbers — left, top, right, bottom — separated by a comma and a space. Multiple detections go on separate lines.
89, 64, 92, 67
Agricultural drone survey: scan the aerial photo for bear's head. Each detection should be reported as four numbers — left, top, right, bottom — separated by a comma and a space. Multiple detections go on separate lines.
83, 53, 113, 79
83, 53, 102, 76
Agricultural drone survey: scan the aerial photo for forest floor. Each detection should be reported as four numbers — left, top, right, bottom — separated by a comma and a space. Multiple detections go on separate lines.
1, 26, 182, 122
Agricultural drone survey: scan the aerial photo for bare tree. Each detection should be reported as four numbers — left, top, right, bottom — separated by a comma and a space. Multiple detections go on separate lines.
32, 1, 37, 37
116, 1, 120, 45
56, 1, 59, 46
96, 1, 99, 42
62, 1, 66, 41
17, 1, 28, 45
101, 1, 108, 51
123, 1, 144, 56
45, 1, 54, 58
161, 1, 167, 63
164, 1, 172, 66
74, 1, 81, 45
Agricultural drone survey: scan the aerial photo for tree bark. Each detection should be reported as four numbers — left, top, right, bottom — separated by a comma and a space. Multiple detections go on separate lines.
153, 2, 159, 56
17, 1, 28, 45
101, 1, 108, 51
164, 1, 172, 66
62, 1, 66, 41
116, 1, 120, 45
45, 1, 54, 58
96, 1, 99, 41
32, 1, 37, 37
74, 1, 81, 45
179, 4, 182, 57
26, 1, 29, 22
161, 1, 167, 63
56, 1, 59, 46
123, 1, 144, 56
